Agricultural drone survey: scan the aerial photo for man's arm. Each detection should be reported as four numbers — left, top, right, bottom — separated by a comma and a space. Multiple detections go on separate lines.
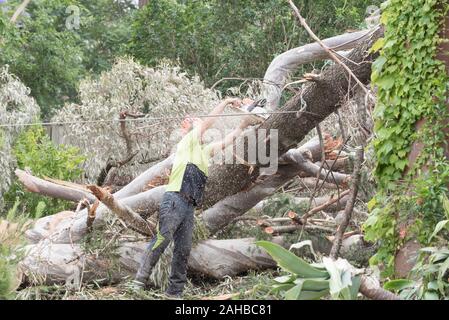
206, 116, 253, 156
199, 97, 241, 136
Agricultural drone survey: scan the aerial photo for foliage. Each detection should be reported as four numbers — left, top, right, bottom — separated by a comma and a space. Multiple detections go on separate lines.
257, 241, 361, 300
365, 0, 449, 277
384, 247, 449, 300
0, 244, 16, 299
52, 58, 221, 182
3, 126, 85, 218
0, 202, 31, 300
128, 0, 382, 91
0, 0, 136, 118
0, 66, 40, 209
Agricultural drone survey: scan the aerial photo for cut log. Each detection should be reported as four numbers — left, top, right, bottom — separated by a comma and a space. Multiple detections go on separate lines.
19, 237, 283, 285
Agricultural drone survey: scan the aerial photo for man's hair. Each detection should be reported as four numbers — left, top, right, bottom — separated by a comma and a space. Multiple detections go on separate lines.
181, 116, 200, 132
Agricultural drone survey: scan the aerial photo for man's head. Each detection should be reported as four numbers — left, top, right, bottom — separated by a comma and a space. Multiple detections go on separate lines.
181, 116, 203, 135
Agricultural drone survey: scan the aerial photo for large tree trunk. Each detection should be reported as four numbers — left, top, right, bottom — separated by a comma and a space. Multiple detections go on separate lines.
202, 28, 381, 207
19, 29, 380, 287
262, 29, 376, 110
19, 237, 283, 285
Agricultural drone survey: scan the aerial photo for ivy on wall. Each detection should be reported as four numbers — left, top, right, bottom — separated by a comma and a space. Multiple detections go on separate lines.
364, 0, 449, 276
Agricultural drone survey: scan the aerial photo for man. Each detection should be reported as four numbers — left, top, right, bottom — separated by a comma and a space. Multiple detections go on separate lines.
133, 97, 253, 297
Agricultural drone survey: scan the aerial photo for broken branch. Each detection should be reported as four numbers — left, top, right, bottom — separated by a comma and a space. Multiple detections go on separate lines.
86, 185, 156, 237
288, 0, 371, 95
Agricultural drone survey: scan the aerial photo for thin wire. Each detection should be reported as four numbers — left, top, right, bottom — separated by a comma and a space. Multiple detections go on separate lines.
0, 110, 318, 128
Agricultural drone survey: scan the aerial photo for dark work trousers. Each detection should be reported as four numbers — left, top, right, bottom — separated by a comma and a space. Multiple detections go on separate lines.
135, 191, 194, 295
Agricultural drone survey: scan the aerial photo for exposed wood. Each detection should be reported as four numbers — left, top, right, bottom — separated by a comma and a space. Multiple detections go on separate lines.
287, 210, 301, 223
264, 224, 334, 235
86, 200, 99, 233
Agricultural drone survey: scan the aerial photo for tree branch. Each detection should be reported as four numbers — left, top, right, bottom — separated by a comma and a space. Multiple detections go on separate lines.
330, 147, 364, 259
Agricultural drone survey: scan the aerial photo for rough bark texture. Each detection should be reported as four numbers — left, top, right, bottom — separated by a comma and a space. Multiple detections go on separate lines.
202, 29, 381, 207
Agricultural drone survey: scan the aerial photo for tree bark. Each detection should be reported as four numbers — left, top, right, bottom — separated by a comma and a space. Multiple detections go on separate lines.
87, 185, 156, 237
262, 29, 376, 110
19, 237, 283, 285
202, 29, 381, 207
15, 169, 97, 203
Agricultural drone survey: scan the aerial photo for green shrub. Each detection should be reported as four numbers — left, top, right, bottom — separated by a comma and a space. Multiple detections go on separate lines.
0, 245, 16, 300
3, 126, 85, 218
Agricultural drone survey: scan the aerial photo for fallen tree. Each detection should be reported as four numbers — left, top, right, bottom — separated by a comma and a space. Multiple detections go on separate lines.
18, 26, 382, 297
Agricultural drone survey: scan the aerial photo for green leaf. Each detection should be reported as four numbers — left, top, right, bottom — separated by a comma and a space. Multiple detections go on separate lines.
367, 197, 377, 211
370, 38, 384, 53
423, 291, 439, 300
271, 283, 295, 294
296, 289, 329, 300
427, 281, 439, 291
376, 75, 395, 90
349, 275, 361, 300
438, 257, 449, 282
442, 194, 449, 219
322, 257, 353, 299
429, 219, 449, 241
256, 241, 329, 278
284, 282, 303, 300
384, 279, 415, 291
294, 278, 330, 291
274, 275, 296, 284
289, 240, 317, 260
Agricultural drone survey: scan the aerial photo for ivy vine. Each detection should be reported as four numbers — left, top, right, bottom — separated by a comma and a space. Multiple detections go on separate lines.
364, 0, 449, 276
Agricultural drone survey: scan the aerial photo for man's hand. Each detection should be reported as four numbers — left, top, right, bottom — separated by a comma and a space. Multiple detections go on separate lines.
225, 97, 242, 108
238, 115, 253, 129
